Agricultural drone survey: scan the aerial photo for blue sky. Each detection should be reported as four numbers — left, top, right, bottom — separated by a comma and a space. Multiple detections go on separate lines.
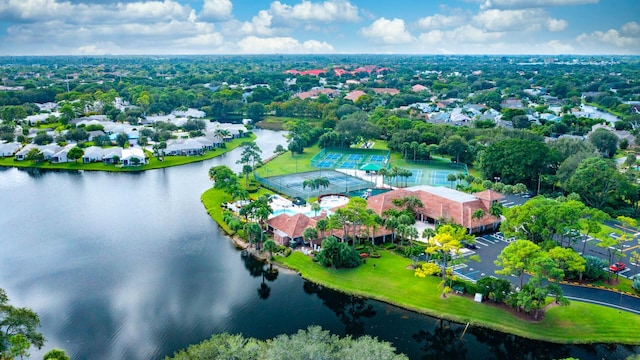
0, 0, 638, 55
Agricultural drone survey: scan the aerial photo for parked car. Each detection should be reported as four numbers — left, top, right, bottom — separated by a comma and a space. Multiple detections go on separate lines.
292, 197, 306, 206
609, 262, 626, 272
461, 241, 478, 250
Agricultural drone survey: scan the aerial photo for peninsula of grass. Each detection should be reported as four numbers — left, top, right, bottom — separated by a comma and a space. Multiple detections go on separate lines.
276, 250, 640, 345
0, 134, 254, 172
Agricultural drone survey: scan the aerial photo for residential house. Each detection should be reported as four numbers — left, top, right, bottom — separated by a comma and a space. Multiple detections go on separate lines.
51, 144, 76, 163
15, 144, 37, 160
344, 90, 367, 102
164, 138, 205, 156
0, 142, 21, 157
82, 146, 105, 163
372, 88, 400, 96
411, 84, 428, 92
501, 98, 524, 109
121, 147, 146, 166
102, 148, 122, 164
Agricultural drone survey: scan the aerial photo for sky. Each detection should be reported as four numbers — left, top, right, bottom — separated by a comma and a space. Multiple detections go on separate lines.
0, 0, 638, 56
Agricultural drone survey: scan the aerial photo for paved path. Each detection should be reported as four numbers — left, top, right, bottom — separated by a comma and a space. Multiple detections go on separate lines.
560, 283, 640, 314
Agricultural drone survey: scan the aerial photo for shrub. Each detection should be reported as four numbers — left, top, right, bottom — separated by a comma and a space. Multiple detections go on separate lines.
382, 243, 396, 250
284, 248, 292, 257
583, 255, 607, 280
633, 277, 640, 293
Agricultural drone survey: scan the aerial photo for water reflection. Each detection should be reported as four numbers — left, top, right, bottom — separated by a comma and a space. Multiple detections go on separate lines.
303, 281, 376, 337
412, 320, 467, 360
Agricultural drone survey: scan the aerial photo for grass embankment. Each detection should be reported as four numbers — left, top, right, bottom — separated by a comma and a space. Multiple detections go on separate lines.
0, 135, 254, 172
276, 250, 640, 345
200, 182, 273, 236
257, 144, 321, 176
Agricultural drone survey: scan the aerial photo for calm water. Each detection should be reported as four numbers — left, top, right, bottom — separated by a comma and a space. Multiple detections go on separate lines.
0, 129, 637, 359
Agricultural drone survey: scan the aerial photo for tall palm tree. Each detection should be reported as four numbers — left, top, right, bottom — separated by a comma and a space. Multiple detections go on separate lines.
489, 202, 503, 231
447, 173, 457, 188
471, 209, 486, 233
315, 218, 329, 240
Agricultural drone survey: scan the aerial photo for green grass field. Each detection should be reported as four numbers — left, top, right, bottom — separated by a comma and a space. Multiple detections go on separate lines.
276, 250, 640, 345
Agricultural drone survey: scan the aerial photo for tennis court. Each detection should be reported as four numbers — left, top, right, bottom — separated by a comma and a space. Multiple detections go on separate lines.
384, 159, 467, 187
340, 161, 357, 169
310, 148, 390, 171
255, 170, 374, 199
317, 160, 335, 168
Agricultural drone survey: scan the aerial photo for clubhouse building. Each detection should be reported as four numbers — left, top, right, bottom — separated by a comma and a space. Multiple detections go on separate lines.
266, 185, 504, 246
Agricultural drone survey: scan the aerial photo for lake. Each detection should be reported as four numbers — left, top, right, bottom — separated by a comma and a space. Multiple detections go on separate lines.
0, 129, 636, 359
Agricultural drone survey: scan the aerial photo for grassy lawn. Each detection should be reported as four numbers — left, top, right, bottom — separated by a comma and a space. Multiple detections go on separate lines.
257, 144, 321, 177
276, 250, 640, 344
0, 135, 254, 172
200, 181, 273, 235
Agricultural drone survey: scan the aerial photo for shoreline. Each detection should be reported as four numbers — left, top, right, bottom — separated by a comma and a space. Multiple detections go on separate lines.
0, 134, 255, 173
201, 187, 640, 346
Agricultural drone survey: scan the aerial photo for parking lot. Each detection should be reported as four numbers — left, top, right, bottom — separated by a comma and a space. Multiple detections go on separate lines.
452, 232, 514, 283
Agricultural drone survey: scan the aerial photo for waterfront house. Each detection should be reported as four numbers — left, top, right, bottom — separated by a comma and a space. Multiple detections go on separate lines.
121, 147, 146, 166
0, 142, 21, 157
82, 146, 105, 163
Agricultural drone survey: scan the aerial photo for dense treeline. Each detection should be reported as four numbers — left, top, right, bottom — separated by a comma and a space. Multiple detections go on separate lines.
2, 55, 640, 216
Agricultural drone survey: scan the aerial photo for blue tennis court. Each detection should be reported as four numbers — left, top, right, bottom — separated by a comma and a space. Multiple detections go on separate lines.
340, 161, 357, 169
432, 170, 458, 186
317, 160, 334, 168
370, 155, 386, 162
347, 154, 363, 161
325, 153, 341, 160
406, 169, 423, 184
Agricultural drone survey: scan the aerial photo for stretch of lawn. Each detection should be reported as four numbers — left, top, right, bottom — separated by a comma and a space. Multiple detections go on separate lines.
0, 134, 254, 172
276, 250, 640, 345
257, 144, 321, 177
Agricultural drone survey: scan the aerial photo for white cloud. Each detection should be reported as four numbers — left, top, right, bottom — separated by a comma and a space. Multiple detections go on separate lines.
237, 36, 333, 53
200, 0, 233, 21
480, 0, 598, 10
472, 8, 566, 33
546, 39, 573, 53
622, 21, 640, 36
418, 25, 504, 47
417, 14, 467, 30
0, 0, 194, 24
546, 18, 567, 32
237, 10, 277, 37
0, 0, 226, 55
577, 28, 640, 50
359, 17, 413, 45
269, 0, 359, 23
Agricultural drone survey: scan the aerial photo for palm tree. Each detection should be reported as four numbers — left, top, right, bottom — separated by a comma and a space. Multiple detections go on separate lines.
303, 227, 318, 246
447, 173, 457, 188
263, 239, 279, 260
405, 225, 419, 247
422, 228, 435, 243
302, 179, 317, 203
315, 218, 329, 241
377, 167, 388, 188
244, 222, 262, 249
471, 209, 486, 233
311, 202, 322, 216
489, 202, 503, 231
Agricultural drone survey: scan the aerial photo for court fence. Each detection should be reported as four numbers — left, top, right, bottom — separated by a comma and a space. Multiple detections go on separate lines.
310, 147, 391, 170
254, 170, 374, 199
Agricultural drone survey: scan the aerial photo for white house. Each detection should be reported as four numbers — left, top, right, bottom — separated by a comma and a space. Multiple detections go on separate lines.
102, 148, 122, 164
164, 138, 204, 156
51, 144, 76, 163
0, 142, 21, 157
121, 147, 146, 166
40, 144, 61, 161
82, 146, 104, 163
15, 144, 37, 160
